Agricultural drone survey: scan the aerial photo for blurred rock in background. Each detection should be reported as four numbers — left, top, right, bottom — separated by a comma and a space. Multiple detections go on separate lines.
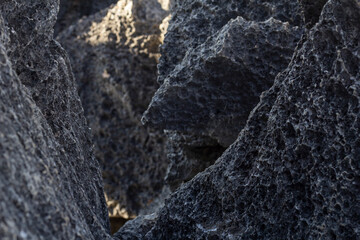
57, 0, 172, 220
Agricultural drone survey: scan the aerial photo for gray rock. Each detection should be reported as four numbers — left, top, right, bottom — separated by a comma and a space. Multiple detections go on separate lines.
143, 1, 304, 189
55, 0, 117, 35
113, 214, 158, 240
143, 0, 360, 238
157, 0, 303, 84
299, 0, 329, 28
143, 16, 304, 146
57, 0, 170, 218
0, 0, 111, 239
165, 131, 226, 191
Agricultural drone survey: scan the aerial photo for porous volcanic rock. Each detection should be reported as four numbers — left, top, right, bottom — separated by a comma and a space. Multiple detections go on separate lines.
55, 0, 117, 35
58, 0, 170, 218
143, 16, 304, 146
164, 131, 226, 190
142, 0, 360, 238
142, 0, 304, 189
0, 1, 111, 239
157, 0, 303, 84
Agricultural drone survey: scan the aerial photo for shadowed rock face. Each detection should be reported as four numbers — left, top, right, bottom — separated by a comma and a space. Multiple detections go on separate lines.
141, 0, 360, 238
57, 0, 170, 218
55, 0, 117, 35
299, 0, 329, 28
164, 131, 226, 191
0, 0, 111, 239
142, 0, 304, 189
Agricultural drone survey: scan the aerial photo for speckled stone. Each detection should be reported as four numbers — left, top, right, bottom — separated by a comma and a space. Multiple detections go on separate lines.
142, 0, 304, 190
0, 1, 111, 239
143, 16, 304, 146
143, 0, 360, 238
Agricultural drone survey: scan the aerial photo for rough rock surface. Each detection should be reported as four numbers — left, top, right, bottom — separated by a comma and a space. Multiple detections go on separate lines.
142, 0, 304, 189
142, 0, 360, 238
165, 131, 226, 190
0, 0, 111, 239
157, 0, 303, 84
58, 0, 170, 218
299, 0, 329, 28
113, 214, 157, 240
143, 16, 304, 146
55, 0, 117, 35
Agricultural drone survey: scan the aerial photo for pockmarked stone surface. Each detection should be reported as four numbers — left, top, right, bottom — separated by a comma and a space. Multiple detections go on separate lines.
143, 16, 304, 146
58, 0, 170, 218
142, 0, 304, 189
113, 214, 158, 240
0, 0, 111, 239
141, 0, 360, 238
157, 0, 303, 84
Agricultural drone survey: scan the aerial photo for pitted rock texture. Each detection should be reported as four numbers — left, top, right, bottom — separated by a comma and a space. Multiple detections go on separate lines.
114, 214, 158, 240
165, 131, 226, 190
0, 1, 111, 239
55, 0, 117, 35
157, 0, 303, 84
58, 0, 170, 218
142, 0, 360, 238
143, 1, 304, 190
143, 16, 304, 146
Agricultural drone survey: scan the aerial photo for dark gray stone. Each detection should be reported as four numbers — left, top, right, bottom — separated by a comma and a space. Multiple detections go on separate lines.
57, 0, 170, 218
142, 0, 304, 189
157, 0, 303, 84
143, 0, 360, 238
143, 16, 304, 146
0, 0, 111, 239
113, 214, 158, 240
299, 0, 329, 28
164, 131, 226, 191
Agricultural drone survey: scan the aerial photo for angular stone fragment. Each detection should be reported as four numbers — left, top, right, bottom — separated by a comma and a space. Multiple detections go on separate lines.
143, 3, 304, 188
142, 0, 360, 238
113, 214, 158, 240
157, 0, 303, 84
0, 0, 111, 239
57, 0, 170, 218
143, 16, 304, 146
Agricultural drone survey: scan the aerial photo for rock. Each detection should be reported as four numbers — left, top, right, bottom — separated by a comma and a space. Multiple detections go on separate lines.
113, 214, 158, 240
299, 0, 329, 28
143, 16, 304, 146
157, 0, 303, 84
143, 0, 360, 238
0, 0, 111, 239
55, 0, 117, 35
164, 131, 226, 190
57, 0, 170, 218
142, 0, 304, 189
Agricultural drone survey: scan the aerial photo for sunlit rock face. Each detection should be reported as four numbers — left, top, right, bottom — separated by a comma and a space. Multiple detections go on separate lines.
141, 0, 360, 238
0, 0, 111, 239
55, 0, 117, 35
143, 0, 304, 190
57, 0, 171, 218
